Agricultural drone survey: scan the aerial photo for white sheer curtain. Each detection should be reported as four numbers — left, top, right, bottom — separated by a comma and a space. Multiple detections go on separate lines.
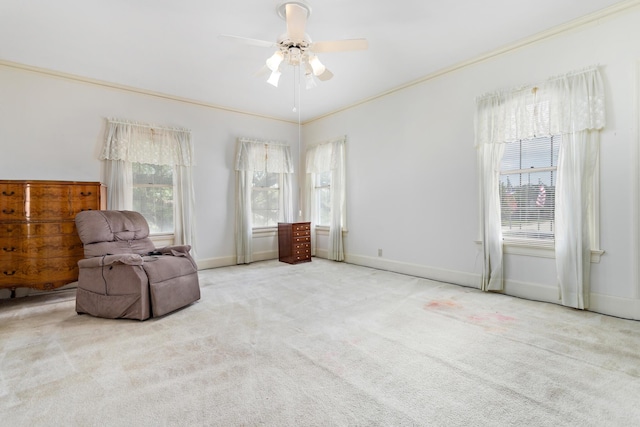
234, 138, 294, 264
475, 67, 605, 305
305, 136, 347, 261
100, 118, 197, 251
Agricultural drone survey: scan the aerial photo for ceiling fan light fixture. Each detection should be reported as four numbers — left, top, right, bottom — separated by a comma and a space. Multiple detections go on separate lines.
308, 55, 325, 76
267, 69, 282, 87
305, 72, 317, 90
266, 51, 284, 71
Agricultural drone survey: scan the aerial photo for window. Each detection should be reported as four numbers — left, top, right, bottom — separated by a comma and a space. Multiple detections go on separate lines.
499, 135, 559, 244
251, 171, 280, 228
314, 170, 331, 226
132, 162, 174, 234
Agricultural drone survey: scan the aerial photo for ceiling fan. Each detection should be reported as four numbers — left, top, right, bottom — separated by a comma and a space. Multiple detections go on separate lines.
219, 0, 368, 88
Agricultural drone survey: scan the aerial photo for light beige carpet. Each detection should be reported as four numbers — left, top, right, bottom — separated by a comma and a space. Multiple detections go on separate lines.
1, 259, 640, 426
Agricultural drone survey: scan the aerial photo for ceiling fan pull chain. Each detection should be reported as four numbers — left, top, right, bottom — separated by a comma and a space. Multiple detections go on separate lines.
293, 64, 298, 112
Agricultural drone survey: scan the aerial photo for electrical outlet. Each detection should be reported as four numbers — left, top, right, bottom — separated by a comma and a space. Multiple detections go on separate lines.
378, 249, 382, 257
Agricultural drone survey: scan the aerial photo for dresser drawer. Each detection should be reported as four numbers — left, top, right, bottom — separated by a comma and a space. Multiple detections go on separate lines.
0, 184, 25, 219
0, 257, 79, 286
0, 235, 84, 258
293, 235, 310, 243
293, 223, 310, 232
293, 230, 310, 238
1, 221, 77, 237
70, 186, 100, 215
294, 242, 311, 256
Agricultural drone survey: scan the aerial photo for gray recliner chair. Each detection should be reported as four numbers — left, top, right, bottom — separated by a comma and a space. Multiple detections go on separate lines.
74, 210, 200, 320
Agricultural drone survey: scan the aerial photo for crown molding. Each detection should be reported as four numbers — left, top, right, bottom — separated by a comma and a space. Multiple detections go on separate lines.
0, 59, 298, 125
305, 0, 640, 124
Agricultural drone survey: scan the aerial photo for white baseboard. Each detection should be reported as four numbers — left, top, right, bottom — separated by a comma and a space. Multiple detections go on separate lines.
589, 292, 640, 320
345, 254, 480, 288
345, 253, 640, 321
195, 250, 278, 270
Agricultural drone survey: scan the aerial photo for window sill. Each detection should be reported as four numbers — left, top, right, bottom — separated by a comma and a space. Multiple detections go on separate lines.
150, 233, 174, 247
252, 227, 277, 237
474, 240, 604, 263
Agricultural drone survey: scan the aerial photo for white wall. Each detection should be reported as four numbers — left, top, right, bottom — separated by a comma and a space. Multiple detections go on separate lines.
303, 6, 640, 319
0, 64, 299, 286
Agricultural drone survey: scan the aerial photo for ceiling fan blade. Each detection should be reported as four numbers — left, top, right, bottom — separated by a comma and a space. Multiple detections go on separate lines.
218, 34, 276, 48
286, 3, 308, 43
310, 38, 369, 53
317, 68, 334, 82
254, 65, 270, 78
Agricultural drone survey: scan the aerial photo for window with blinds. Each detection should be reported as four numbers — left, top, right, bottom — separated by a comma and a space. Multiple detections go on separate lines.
499, 135, 560, 243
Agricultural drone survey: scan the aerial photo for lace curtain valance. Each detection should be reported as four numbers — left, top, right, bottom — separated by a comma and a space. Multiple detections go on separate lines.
100, 119, 195, 166
235, 138, 294, 173
475, 67, 606, 146
305, 136, 346, 173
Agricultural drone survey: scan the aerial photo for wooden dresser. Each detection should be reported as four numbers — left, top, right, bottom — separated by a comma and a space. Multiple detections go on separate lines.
278, 222, 311, 264
0, 180, 106, 298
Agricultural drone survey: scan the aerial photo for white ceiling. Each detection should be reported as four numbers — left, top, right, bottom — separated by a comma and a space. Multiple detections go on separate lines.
0, 0, 631, 122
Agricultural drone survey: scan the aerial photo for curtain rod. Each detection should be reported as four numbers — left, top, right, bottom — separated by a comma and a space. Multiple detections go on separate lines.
238, 137, 289, 146
107, 118, 191, 133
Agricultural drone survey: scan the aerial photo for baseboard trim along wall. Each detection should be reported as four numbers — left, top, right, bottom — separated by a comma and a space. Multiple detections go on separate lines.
345, 254, 480, 289
196, 250, 278, 270
344, 253, 640, 321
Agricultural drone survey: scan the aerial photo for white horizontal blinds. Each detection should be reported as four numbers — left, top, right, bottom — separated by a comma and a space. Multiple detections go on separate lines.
499, 135, 560, 243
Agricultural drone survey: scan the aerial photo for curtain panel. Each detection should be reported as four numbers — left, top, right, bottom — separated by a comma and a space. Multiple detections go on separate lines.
234, 138, 294, 264
475, 67, 605, 307
100, 118, 197, 254
305, 136, 347, 261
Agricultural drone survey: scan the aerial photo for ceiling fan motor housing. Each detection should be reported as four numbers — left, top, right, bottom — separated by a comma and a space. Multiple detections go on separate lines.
276, 1, 312, 20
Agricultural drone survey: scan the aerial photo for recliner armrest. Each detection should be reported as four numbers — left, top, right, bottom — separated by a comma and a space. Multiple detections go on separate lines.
78, 254, 144, 268
157, 245, 192, 255
155, 245, 197, 270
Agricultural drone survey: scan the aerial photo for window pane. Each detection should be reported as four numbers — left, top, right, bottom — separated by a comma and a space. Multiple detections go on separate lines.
133, 186, 174, 233
252, 171, 280, 227
317, 187, 331, 226
500, 174, 555, 240
133, 163, 173, 185
265, 172, 279, 188
252, 189, 268, 210
253, 171, 266, 187
132, 163, 174, 234
501, 135, 560, 172
499, 136, 558, 241
317, 171, 331, 186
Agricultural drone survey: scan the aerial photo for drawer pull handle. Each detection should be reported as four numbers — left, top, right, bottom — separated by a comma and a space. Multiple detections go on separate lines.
80, 191, 92, 196
3, 270, 17, 276
2, 209, 15, 214
2, 191, 15, 196
3, 247, 16, 252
